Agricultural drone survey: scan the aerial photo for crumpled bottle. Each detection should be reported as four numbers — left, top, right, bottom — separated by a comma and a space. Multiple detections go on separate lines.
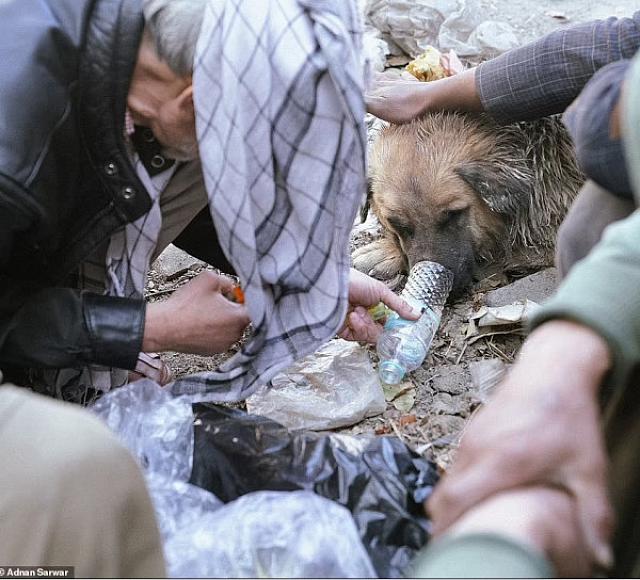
377, 261, 453, 384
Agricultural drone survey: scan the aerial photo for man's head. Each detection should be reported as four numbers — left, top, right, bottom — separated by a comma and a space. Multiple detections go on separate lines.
127, 0, 208, 160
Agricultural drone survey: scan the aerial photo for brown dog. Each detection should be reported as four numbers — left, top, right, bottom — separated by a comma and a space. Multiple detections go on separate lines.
354, 112, 584, 295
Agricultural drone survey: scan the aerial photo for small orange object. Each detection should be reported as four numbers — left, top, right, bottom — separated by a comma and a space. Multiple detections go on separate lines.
231, 286, 245, 304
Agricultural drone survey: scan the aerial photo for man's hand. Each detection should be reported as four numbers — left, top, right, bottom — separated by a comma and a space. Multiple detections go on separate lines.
143, 271, 250, 355
445, 487, 592, 578
338, 268, 420, 343
428, 320, 614, 569
365, 68, 482, 124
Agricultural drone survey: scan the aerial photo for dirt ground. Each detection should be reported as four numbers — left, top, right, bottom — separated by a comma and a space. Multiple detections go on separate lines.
149, 2, 636, 470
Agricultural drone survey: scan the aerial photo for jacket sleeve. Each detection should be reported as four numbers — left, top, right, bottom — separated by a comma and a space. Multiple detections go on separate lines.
409, 533, 553, 578
476, 11, 640, 123
0, 220, 145, 372
530, 209, 640, 389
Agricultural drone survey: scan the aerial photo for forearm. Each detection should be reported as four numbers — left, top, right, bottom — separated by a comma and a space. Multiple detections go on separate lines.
478, 12, 640, 123
425, 68, 483, 113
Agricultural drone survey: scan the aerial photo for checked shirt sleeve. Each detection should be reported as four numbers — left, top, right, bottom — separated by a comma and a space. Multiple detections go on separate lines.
476, 11, 640, 123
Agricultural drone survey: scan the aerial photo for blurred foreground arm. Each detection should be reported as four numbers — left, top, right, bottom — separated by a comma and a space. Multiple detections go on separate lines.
413, 487, 590, 578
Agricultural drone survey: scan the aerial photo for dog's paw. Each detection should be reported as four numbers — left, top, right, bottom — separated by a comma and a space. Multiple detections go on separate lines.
352, 238, 406, 281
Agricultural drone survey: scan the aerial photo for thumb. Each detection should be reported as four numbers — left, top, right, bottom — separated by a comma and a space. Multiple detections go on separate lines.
200, 271, 237, 294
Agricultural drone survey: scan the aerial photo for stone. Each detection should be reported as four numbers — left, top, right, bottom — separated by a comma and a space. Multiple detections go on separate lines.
484, 268, 558, 307
152, 244, 205, 280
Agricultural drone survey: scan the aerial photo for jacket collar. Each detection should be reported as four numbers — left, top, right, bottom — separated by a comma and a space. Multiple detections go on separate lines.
78, 0, 152, 222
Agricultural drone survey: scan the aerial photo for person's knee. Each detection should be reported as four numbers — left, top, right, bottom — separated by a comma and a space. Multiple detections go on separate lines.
555, 212, 583, 278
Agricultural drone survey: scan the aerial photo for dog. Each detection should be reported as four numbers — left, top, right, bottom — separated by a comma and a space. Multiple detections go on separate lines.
353, 112, 584, 296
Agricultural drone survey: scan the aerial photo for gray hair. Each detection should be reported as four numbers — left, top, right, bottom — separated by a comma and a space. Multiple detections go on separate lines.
143, 0, 208, 76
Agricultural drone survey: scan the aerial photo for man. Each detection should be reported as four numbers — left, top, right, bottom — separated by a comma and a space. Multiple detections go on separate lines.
369, 11, 640, 576
0, 0, 416, 572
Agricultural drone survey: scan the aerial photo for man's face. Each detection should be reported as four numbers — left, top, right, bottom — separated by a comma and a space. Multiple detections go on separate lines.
127, 35, 199, 161
151, 91, 198, 161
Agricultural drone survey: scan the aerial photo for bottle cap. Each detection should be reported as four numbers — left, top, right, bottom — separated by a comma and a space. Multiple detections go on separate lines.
379, 360, 406, 385
401, 261, 453, 310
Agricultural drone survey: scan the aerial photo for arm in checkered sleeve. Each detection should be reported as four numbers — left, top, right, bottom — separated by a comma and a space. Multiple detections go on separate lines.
477, 11, 640, 123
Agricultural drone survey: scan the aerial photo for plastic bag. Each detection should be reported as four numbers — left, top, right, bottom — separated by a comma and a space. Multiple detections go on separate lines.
91, 379, 194, 481
164, 490, 377, 578
246, 339, 386, 431
189, 403, 439, 577
365, 0, 520, 58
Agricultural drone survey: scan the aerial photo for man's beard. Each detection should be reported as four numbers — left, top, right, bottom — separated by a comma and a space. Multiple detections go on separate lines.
162, 140, 199, 162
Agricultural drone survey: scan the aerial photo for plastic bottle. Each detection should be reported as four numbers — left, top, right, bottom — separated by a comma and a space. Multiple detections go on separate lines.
377, 261, 453, 385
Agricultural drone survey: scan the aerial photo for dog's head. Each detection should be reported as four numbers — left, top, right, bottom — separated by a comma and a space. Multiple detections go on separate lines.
369, 114, 533, 296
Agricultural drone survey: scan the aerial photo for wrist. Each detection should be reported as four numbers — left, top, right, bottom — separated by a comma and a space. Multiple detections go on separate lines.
142, 302, 172, 352
430, 68, 482, 113
520, 320, 612, 395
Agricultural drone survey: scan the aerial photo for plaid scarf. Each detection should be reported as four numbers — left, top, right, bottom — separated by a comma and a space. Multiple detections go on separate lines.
171, 0, 367, 400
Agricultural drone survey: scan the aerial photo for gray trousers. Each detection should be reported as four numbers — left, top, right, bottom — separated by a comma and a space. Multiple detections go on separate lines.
555, 180, 640, 577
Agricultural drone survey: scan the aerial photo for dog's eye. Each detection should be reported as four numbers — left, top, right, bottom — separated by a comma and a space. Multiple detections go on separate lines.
439, 208, 466, 227
387, 217, 414, 239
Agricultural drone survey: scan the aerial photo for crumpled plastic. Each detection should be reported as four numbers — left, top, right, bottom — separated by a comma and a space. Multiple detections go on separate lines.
246, 339, 386, 431
92, 381, 438, 577
189, 403, 438, 577
91, 379, 194, 481
365, 0, 520, 58
466, 300, 540, 343
164, 490, 377, 578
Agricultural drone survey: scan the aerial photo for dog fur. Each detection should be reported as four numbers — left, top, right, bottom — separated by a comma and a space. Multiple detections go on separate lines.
353, 112, 584, 295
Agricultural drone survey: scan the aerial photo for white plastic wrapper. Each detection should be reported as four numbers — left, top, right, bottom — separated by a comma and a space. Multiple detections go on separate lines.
466, 20, 520, 58
145, 473, 223, 540
363, 27, 390, 74
164, 491, 377, 578
365, 0, 520, 58
247, 339, 386, 431
91, 379, 194, 481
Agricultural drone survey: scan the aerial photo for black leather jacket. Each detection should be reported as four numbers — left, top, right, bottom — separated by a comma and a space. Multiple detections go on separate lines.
0, 0, 151, 374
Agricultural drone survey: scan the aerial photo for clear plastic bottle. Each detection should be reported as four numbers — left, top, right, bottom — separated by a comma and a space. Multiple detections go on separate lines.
377, 261, 453, 385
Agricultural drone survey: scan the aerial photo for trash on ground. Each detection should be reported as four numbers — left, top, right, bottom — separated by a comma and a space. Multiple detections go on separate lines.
93, 382, 438, 578
189, 403, 439, 578
466, 20, 520, 58
405, 45, 465, 81
91, 379, 194, 481
468, 358, 507, 404
365, 0, 521, 58
163, 490, 377, 578
466, 300, 540, 343
406, 46, 449, 81
246, 339, 386, 431
363, 26, 391, 73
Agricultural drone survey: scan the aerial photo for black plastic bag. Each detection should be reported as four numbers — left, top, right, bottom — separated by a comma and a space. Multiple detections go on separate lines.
189, 403, 439, 578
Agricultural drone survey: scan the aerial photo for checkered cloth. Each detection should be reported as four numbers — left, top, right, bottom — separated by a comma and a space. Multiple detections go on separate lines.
477, 11, 640, 124
170, 0, 366, 399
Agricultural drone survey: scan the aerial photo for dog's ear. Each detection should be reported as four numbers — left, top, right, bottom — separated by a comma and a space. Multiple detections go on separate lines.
359, 176, 373, 223
455, 161, 533, 215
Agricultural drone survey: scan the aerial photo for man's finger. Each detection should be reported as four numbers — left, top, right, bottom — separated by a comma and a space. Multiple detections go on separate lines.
572, 479, 614, 569
347, 308, 382, 343
200, 271, 237, 293
380, 290, 421, 320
